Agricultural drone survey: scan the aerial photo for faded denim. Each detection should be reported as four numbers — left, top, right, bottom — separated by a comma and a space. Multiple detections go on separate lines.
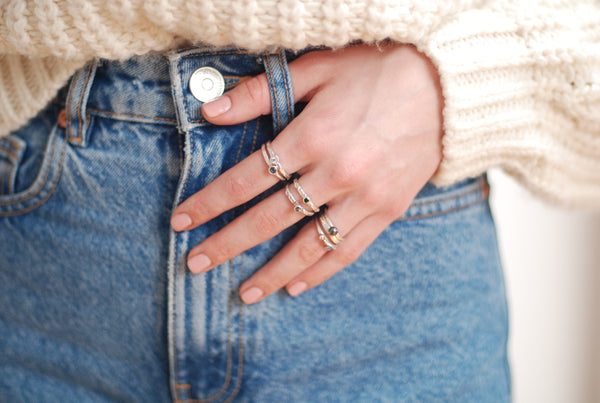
0, 48, 510, 402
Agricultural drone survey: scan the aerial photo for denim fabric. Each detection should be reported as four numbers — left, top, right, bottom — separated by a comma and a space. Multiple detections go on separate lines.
0, 48, 510, 402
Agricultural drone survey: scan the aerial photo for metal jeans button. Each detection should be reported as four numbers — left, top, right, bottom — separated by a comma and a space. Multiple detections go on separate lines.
189, 66, 225, 103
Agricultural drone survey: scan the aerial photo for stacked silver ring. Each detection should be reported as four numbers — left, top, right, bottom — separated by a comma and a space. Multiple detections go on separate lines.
285, 179, 320, 216
293, 179, 320, 214
261, 141, 290, 181
315, 209, 343, 250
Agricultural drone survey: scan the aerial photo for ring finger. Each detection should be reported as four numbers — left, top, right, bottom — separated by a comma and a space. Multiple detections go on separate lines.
238, 199, 364, 304
186, 173, 339, 273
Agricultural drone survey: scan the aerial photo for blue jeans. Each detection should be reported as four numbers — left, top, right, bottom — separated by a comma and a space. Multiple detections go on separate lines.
0, 48, 510, 402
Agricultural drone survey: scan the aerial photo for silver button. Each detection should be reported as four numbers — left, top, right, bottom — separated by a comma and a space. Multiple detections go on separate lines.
189, 67, 225, 103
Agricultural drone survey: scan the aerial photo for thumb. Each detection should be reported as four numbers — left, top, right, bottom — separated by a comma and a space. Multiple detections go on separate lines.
201, 53, 322, 125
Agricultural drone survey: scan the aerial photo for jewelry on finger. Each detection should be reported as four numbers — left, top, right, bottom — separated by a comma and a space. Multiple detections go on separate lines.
315, 218, 337, 250
293, 178, 320, 214
285, 183, 315, 216
317, 209, 344, 245
261, 141, 291, 181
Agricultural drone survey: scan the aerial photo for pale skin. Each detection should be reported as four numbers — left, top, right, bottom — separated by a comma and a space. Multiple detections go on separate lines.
170, 43, 445, 304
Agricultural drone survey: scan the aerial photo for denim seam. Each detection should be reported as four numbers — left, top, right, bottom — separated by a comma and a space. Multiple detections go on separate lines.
72, 63, 94, 144
179, 122, 251, 403
86, 108, 178, 124
264, 52, 281, 132
396, 195, 487, 221
277, 51, 293, 124
64, 68, 78, 140
174, 122, 252, 402
0, 125, 67, 215
397, 179, 488, 222
173, 132, 195, 402
409, 178, 485, 207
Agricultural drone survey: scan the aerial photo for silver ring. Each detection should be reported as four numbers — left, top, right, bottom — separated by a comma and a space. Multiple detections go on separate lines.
317, 209, 344, 245
261, 141, 290, 181
285, 183, 315, 216
293, 179, 320, 214
315, 209, 343, 250
315, 218, 337, 250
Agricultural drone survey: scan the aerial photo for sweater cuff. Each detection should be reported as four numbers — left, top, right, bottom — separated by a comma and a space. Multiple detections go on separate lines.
417, 8, 600, 207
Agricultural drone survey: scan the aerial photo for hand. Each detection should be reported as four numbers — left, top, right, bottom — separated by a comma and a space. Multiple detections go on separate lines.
170, 43, 444, 304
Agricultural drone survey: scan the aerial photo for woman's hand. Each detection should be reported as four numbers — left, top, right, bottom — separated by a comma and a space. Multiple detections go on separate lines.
170, 43, 444, 304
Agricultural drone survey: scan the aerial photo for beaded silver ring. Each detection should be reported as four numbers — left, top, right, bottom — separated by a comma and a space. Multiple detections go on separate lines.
315, 218, 337, 250
315, 209, 343, 250
261, 141, 290, 181
293, 179, 320, 214
285, 183, 315, 216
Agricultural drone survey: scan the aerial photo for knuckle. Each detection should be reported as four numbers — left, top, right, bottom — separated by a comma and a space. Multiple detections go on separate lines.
226, 174, 254, 203
257, 275, 287, 294
251, 209, 281, 237
188, 197, 213, 221
207, 241, 234, 264
360, 185, 385, 209
239, 75, 270, 114
296, 128, 330, 160
327, 160, 365, 189
335, 247, 362, 267
297, 241, 324, 266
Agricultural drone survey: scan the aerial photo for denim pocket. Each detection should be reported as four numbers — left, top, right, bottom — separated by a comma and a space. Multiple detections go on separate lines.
0, 108, 68, 216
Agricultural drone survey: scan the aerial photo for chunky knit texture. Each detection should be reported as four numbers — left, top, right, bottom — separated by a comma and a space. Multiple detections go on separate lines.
1, 0, 599, 206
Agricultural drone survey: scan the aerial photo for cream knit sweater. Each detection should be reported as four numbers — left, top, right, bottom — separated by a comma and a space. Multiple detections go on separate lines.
1, 0, 599, 207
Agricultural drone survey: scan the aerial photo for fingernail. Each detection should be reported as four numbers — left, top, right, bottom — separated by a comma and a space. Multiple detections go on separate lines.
171, 213, 192, 231
202, 95, 231, 117
241, 286, 264, 304
288, 282, 308, 297
188, 253, 211, 273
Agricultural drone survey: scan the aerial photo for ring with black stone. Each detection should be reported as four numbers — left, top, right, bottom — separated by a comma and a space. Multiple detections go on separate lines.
261, 141, 290, 181
285, 183, 315, 216
293, 179, 320, 214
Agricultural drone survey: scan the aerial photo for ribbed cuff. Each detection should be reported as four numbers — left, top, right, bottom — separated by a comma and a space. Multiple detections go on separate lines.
417, 9, 600, 207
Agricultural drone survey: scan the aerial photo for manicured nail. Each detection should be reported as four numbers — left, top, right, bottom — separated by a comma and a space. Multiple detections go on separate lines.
287, 282, 308, 297
171, 213, 192, 231
241, 286, 264, 304
188, 253, 211, 273
202, 95, 231, 117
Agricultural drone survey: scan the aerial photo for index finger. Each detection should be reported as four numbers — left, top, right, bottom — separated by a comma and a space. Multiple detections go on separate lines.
171, 141, 299, 231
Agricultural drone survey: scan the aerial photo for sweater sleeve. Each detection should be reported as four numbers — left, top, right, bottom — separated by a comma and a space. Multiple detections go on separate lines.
416, 1, 600, 207
0, 0, 599, 207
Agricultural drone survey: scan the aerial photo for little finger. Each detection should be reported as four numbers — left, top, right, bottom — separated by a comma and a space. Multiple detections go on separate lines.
285, 214, 391, 298
238, 206, 356, 304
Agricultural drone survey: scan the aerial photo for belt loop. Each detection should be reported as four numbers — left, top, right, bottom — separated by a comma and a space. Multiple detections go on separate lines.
65, 59, 98, 147
262, 50, 294, 135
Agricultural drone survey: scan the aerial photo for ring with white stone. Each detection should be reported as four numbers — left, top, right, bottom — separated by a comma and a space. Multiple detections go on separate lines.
285, 183, 315, 216
293, 179, 320, 214
261, 141, 290, 181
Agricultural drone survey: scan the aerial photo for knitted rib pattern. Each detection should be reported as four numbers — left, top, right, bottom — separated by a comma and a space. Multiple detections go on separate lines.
1, 0, 599, 206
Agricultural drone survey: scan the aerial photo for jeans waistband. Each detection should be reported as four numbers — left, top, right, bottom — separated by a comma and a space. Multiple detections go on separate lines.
58, 47, 297, 146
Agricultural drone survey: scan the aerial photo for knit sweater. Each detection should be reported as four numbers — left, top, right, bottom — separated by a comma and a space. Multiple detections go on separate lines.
1, 0, 599, 207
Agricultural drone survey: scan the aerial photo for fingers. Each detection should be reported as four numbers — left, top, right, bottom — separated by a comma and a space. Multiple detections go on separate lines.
239, 213, 389, 304
171, 148, 283, 231
185, 171, 337, 272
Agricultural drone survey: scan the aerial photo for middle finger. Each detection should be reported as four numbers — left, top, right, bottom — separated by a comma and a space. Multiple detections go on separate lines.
186, 173, 334, 273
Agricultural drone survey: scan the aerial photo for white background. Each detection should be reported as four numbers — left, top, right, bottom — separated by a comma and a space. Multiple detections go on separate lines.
489, 170, 600, 403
